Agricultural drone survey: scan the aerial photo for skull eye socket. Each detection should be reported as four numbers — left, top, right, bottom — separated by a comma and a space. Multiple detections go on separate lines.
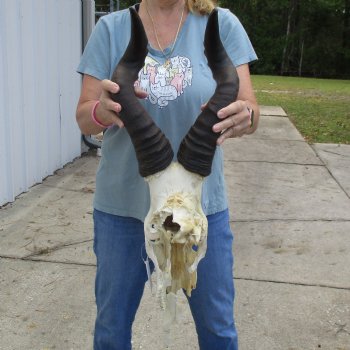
163, 215, 180, 232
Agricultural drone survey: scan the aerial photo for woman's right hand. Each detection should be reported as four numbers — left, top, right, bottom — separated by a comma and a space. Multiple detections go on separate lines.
96, 79, 148, 129
76, 75, 148, 135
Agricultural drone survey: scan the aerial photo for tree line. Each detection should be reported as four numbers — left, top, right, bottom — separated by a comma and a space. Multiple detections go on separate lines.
96, 0, 350, 78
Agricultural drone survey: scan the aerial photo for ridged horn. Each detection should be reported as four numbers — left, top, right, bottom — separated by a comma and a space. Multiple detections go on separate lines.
110, 7, 174, 177
177, 8, 239, 177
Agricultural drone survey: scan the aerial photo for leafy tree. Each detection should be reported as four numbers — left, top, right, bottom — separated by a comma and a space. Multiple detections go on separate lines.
95, 0, 350, 78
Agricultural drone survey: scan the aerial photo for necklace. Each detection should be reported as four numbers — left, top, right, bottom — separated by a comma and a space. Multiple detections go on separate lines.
144, 0, 185, 62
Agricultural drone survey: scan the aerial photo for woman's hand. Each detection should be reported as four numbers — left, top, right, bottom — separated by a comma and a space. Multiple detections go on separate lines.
76, 75, 149, 135
96, 79, 148, 129
208, 64, 259, 146
212, 100, 255, 145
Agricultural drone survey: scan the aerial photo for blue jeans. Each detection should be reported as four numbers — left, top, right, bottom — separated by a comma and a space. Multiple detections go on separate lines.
93, 209, 238, 350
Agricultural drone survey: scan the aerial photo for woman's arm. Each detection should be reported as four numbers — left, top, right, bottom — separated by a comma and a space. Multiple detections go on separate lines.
76, 74, 148, 135
76, 75, 125, 135
213, 63, 260, 145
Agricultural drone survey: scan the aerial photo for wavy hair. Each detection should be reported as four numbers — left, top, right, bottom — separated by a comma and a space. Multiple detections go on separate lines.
186, 0, 217, 15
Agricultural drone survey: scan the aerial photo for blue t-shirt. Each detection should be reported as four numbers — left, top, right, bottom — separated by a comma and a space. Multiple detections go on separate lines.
77, 7, 257, 221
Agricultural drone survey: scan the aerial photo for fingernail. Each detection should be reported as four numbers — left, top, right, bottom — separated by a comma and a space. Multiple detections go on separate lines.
217, 110, 224, 118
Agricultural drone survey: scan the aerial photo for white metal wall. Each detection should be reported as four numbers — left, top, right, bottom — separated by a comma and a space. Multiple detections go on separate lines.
0, 0, 82, 206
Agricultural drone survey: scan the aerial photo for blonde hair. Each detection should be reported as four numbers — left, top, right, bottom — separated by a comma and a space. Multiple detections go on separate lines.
186, 0, 216, 15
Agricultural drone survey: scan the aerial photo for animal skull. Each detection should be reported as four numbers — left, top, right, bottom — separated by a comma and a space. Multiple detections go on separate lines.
110, 7, 239, 311
144, 162, 207, 300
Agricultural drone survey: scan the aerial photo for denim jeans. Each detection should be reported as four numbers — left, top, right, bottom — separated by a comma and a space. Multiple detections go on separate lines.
93, 208, 238, 350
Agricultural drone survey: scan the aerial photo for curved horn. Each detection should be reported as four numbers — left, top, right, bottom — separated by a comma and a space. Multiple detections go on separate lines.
177, 8, 239, 177
110, 7, 174, 177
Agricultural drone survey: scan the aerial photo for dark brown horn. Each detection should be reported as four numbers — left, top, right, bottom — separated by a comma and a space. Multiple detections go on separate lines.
110, 7, 174, 177
177, 8, 239, 177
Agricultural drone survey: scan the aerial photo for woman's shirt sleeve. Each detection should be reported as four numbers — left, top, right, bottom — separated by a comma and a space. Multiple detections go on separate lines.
219, 8, 258, 67
77, 17, 111, 80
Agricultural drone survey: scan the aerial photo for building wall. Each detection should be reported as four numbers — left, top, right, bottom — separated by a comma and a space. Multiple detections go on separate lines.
0, 0, 82, 206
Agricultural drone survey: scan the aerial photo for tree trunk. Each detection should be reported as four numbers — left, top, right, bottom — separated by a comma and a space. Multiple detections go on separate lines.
343, 0, 350, 49
298, 38, 304, 76
281, 0, 296, 75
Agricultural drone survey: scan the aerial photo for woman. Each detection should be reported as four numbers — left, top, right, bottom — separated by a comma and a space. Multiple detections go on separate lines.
76, 0, 259, 349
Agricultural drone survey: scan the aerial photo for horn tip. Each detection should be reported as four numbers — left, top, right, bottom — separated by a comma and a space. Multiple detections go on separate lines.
129, 6, 136, 15
208, 7, 218, 21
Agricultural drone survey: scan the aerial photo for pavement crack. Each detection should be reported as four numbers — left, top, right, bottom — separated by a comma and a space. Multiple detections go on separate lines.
23, 238, 93, 259
0, 255, 96, 267
41, 184, 95, 194
311, 145, 350, 200
230, 218, 350, 223
320, 162, 350, 200
234, 276, 350, 291
335, 323, 350, 336
234, 137, 306, 143
322, 149, 350, 158
226, 159, 324, 167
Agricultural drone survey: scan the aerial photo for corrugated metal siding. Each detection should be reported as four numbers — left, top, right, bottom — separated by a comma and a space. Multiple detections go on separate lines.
0, 0, 82, 206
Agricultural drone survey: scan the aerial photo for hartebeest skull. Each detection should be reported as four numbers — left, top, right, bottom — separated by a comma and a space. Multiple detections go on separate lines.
110, 7, 239, 310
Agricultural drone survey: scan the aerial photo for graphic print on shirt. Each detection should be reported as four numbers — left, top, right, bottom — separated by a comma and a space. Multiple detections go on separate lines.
135, 55, 193, 108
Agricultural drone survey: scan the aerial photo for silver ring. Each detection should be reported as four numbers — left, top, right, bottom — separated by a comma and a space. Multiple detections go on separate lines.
247, 107, 254, 128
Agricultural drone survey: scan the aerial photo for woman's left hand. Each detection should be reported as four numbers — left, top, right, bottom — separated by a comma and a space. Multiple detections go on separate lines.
213, 100, 255, 145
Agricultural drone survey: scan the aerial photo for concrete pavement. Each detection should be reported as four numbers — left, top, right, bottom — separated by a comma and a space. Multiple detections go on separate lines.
0, 106, 349, 350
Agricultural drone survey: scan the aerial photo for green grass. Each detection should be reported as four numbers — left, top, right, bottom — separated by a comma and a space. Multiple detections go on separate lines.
251, 75, 350, 144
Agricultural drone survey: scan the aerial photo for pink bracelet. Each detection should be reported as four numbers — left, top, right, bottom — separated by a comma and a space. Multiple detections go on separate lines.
91, 101, 113, 128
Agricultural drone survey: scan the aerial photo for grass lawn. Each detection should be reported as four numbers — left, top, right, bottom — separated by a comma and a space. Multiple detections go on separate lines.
251, 75, 350, 144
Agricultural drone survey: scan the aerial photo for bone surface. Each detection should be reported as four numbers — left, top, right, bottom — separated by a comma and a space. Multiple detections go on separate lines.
144, 162, 208, 300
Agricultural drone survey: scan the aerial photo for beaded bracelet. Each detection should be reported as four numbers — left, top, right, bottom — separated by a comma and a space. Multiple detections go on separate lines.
91, 101, 113, 128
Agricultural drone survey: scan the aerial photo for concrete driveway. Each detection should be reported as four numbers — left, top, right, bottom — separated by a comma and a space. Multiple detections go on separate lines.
1, 106, 349, 350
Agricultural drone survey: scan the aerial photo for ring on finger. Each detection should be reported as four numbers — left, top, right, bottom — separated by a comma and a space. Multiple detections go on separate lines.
247, 107, 254, 128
